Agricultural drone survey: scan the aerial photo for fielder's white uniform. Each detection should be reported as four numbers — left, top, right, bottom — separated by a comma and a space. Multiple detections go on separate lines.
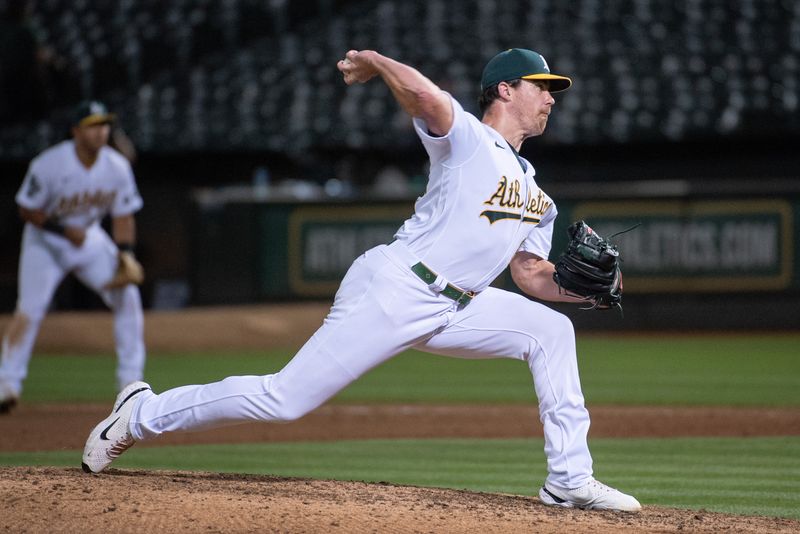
130, 95, 593, 489
0, 140, 146, 396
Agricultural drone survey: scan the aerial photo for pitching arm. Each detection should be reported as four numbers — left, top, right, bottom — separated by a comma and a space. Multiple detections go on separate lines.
337, 49, 453, 136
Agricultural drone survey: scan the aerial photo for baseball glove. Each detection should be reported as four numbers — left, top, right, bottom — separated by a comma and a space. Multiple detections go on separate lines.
552, 220, 622, 311
105, 251, 144, 289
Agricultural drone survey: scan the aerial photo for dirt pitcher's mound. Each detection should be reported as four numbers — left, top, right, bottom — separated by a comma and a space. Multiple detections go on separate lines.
2, 467, 798, 534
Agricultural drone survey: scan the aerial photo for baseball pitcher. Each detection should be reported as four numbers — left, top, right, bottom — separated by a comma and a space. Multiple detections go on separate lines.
0, 101, 146, 414
81, 49, 640, 512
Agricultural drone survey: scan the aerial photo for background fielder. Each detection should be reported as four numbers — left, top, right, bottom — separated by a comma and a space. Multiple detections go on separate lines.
0, 101, 146, 414
82, 49, 641, 512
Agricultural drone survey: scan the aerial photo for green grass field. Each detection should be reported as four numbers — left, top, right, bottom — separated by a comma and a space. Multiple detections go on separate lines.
16, 334, 800, 406
3, 334, 800, 519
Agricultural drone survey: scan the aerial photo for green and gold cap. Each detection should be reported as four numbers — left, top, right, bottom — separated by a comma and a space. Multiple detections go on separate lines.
481, 48, 572, 92
73, 100, 116, 127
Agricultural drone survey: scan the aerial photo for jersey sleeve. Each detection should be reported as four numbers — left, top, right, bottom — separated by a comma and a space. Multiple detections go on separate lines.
411, 93, 483, 167
518, 201, 558, 260
15, 159, 49, 211
110, 157, 143, 217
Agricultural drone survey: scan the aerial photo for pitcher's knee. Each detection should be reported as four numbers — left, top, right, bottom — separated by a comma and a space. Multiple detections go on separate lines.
521, 308, 574, 339
542, 313, 577, 358
271, 404, 310, 422
520, 311, 575, 358
254, 375, 318, 422
544, 312, 575, 344
550, 312, 575, 338
262, 395, 314, 422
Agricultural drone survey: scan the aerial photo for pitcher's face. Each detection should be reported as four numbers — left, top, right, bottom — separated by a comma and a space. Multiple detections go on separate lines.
513, 80, 555, 137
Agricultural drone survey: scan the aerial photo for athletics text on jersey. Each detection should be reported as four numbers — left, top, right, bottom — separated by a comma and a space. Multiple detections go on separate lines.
394, 94, 557, 292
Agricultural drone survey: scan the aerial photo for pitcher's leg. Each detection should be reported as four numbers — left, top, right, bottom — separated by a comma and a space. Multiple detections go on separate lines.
130, 347, 359, 441
130, 248, 446, 441
527, 312, 592, 489
130, 316, 371, 440
416, 288, 592, 489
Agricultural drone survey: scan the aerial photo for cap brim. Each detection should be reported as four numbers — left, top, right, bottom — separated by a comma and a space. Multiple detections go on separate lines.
521, 74, 572, 92
77, 113, 116, 127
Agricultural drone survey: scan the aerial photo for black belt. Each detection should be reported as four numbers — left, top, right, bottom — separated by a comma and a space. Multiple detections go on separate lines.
411, 262, 476, 305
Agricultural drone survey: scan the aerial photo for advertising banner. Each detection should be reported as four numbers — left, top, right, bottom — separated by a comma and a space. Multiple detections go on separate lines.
571, 199, 794, 292
287, 205, 410, 296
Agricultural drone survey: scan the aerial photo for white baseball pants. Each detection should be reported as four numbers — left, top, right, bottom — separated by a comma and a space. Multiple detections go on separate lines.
0, 224, 145, 395
131, 241, 593, 488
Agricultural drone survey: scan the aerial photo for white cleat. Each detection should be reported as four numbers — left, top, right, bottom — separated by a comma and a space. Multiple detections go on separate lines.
81, 381, 151, 473
539, 478, 642, 512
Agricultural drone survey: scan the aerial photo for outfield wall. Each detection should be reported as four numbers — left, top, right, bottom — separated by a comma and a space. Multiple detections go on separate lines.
186, 180, 800, 330
1, 172, 797, 330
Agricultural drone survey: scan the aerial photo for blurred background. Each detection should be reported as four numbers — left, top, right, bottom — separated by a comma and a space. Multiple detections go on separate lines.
1, 0, 798, 330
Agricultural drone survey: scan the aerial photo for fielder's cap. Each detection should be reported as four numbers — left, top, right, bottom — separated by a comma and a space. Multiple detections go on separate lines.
73, 100, 116, 127
481, 48, 572, 92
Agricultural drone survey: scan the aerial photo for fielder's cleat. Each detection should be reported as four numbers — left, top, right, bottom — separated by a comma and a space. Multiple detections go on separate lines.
0, 381, 19, 415
81, 381, 151, 473
0, 396, 17, 415
539, 478, 642, 512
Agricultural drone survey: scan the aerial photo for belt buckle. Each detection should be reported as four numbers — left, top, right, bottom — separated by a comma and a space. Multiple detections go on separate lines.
455, 289, 476, 305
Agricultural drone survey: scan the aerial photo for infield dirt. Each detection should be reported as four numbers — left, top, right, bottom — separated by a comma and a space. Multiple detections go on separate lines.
1, 304, 798, 533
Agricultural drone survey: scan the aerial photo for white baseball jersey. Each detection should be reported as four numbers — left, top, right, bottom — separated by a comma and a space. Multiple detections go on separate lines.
16, 140, 143, 228
396, 94, 557, 291
129, 92, 594, 491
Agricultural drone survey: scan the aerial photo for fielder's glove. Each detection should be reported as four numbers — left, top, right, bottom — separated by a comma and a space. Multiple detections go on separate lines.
552, 220, 622, 311
105, 250, 144, 289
